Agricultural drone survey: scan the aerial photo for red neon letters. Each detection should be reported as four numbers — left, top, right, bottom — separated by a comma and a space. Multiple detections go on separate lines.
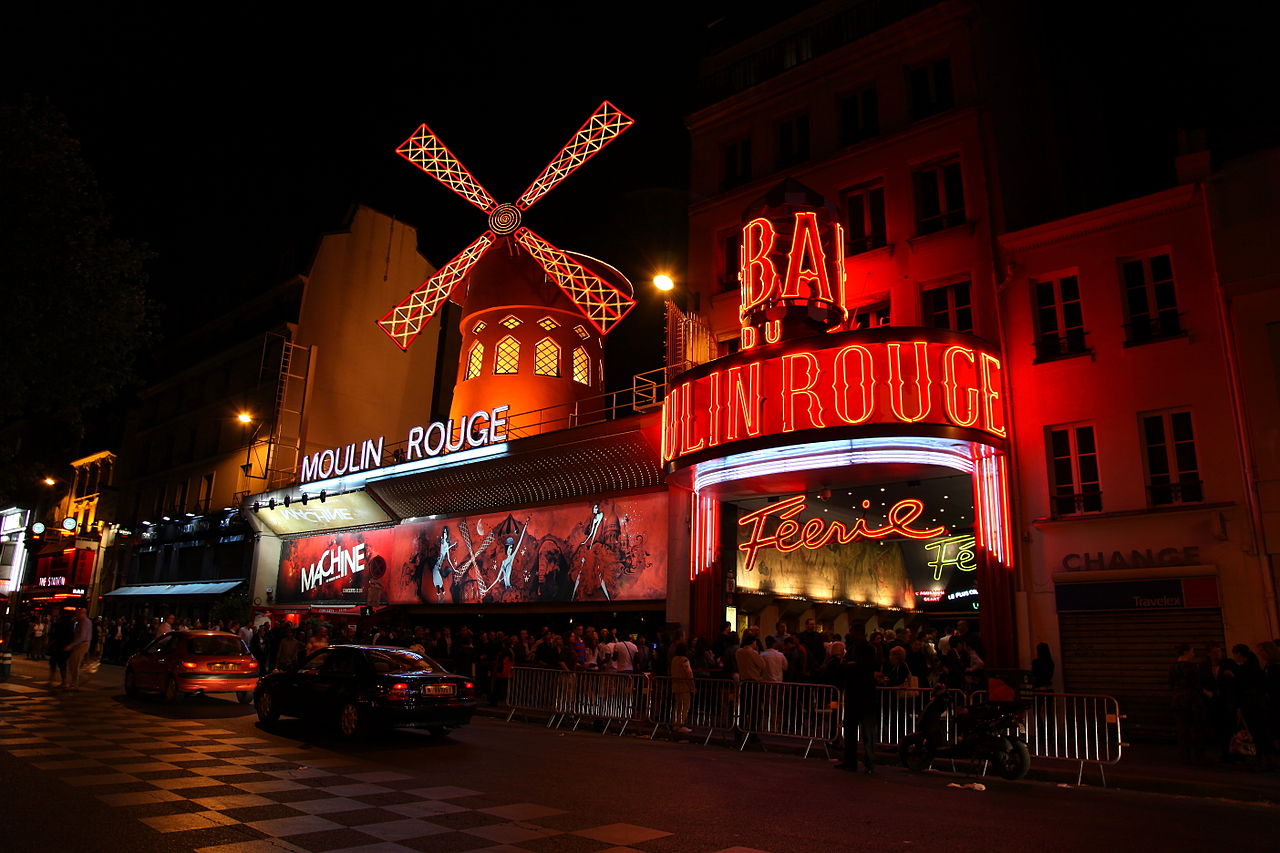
662, 333, 1006, 463
737, 495, 947, 574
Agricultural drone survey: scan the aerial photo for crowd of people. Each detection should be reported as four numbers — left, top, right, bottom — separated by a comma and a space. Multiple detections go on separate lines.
1169, 639, 1280, 769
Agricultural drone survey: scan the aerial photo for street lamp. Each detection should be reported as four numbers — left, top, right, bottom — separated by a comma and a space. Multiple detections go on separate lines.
238, 413, 268, 480
653, 274, 674, 292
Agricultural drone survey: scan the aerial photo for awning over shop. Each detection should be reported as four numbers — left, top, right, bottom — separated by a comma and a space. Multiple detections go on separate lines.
103, 581, 243, 597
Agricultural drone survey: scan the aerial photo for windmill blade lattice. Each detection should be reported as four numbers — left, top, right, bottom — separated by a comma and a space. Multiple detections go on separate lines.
515, 101, 634, 210
381, 102, 637, 349
379, 231, 495, 350
515, 227, 634, 335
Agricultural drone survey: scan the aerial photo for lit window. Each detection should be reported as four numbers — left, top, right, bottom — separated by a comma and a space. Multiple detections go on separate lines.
1033, 275, 1088, 361
465, 341, 484, 380
1121, 253, 1181, 344
1142, 410, 1202, 506
500, 315, 522, 329
537, 317, 559, 331
574, 325, 589, 340
924, 282, 973, 334
494, 336, 520, 374
1048, 424, 1102, 516
572, 347, 590, 385
534, 337, 560, 376
472, 321, 487, 334
853, 303, 890, 330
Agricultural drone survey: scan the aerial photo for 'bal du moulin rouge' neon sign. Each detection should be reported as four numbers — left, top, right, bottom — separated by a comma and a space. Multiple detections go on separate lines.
737, 494, 946, 574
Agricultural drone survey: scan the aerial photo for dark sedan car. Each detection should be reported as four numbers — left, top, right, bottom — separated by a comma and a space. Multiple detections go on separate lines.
254, 644, 476, 738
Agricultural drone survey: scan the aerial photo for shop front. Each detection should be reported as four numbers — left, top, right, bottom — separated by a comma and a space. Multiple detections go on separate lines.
664, 181, 1015, 662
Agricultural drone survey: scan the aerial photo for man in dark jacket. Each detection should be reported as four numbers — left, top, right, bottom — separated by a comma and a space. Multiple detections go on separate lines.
836, 642, 880, 773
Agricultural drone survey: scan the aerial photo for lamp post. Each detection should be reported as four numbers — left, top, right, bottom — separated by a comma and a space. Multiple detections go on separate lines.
238, 412, 269, 484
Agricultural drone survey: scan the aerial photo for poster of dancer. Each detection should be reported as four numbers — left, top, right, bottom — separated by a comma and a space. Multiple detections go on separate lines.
275, 492, 667, 605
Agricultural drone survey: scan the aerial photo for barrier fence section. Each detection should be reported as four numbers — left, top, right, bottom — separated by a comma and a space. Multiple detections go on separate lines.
506, 668, 1124, 782
647, 675, 738, 744
736, 680, 841, 758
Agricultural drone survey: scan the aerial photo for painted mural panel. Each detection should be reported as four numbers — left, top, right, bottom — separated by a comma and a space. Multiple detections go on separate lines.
276, 492, 667, 605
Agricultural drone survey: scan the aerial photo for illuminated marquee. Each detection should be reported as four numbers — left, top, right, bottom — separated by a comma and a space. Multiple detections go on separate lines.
738, 494, 946, 575
662, 331, 1006, 465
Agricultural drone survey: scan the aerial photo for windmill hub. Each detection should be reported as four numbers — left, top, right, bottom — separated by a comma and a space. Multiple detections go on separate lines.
489, 203, 522, 235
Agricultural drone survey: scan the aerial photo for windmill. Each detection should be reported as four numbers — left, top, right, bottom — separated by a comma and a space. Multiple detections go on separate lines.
381, 103, 638, 434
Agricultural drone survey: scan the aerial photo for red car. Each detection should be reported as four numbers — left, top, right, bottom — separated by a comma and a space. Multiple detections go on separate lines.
125, 630, 260, 703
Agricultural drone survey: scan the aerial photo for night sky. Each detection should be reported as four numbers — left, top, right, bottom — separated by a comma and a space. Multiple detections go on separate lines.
5, 1, 1272, 431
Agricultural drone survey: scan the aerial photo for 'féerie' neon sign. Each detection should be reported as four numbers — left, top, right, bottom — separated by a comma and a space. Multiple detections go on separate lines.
737, 494, 946, 574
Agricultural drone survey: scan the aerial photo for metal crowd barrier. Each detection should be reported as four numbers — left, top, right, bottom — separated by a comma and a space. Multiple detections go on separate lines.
647, 675, 738, 744
504, 668, 1125, 782
735, 680, 841, 758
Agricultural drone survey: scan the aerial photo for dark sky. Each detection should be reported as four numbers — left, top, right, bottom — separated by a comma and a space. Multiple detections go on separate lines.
7, 2, 703, 388
5, 1, 1274, 396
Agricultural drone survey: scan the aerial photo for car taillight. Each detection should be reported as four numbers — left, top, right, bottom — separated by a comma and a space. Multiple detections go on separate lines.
387, 682, 413, 700
181, 661, 199, 670
461, 681, 475, 697
246, 660, 259, 670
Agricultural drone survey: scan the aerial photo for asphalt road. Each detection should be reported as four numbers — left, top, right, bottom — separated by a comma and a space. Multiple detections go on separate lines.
1, 666, 1278, 853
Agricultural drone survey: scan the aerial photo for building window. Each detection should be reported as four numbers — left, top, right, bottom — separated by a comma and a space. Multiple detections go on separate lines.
574, 325, 589, 340
843, 183, 887, 255
537, 316, 559, 331
500, 315, 522, 329
472, 321, 487, 334
572, 347, 590, 385
494, 335, 520, 374
775, 114, 810, 169
853, 302, 890, 330
721, 230, 742, 291
839, 87, 879, 146
913, 159, 965, 235
465, 341, 484, 380
908, 57, 954, 120
1121, 253, 1181, 344
1048, 424, 1102, 516
533, 337, 560, 377
1142, 411, 1202, 505
924, 282, 973, 334
1033, 275, 1087, 361
721, 136, 752, 190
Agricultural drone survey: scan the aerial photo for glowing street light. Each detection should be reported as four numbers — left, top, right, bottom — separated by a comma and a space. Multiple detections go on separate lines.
653, 274, 674, 292
42, 477, 55, 486
237, 412, 253, 424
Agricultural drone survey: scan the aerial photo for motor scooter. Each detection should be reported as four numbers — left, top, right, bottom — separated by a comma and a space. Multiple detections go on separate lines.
899, 683, 1031, 780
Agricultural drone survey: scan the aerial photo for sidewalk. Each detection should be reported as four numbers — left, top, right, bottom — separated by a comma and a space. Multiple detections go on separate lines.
475, 703, 1280, 804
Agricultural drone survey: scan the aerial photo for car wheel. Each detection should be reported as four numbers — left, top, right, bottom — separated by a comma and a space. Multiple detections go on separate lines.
255, 689, 280, 724
236, 690, 252, 704
164, 677, 184, 705
124, 668, 138, 698
337, 702, 366, 738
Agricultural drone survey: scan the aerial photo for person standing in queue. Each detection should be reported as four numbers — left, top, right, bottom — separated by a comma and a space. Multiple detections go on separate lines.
836, 642, 880, 774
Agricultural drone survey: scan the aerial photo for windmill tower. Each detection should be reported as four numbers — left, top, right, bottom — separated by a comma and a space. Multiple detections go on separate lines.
379, 103, 637, 436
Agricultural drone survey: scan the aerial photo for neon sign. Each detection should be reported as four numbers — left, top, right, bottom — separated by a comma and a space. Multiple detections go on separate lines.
299, 405, 510, 484
737, 494, 946, 575
923, 534, 978, 581
662, 331, 1005, 465
737, 183, 846, 350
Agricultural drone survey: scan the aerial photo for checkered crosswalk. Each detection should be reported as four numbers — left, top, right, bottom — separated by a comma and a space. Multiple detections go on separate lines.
0, 679, 769, 853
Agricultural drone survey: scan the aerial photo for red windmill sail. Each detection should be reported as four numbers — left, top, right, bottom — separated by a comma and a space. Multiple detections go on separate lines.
380, 102, 637, 350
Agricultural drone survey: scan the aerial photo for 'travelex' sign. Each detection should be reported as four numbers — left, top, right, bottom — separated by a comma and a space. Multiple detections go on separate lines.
662, 330, 1005, 465
276, 493, 667, 606
255, 491, 393, 536
299, 405, 510, 484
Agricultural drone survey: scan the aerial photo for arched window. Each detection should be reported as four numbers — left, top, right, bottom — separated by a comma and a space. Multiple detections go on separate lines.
534, 337, 560, 376
465, 341, 484, 380
494, 335, 520, 374
572, 347, 590, 385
